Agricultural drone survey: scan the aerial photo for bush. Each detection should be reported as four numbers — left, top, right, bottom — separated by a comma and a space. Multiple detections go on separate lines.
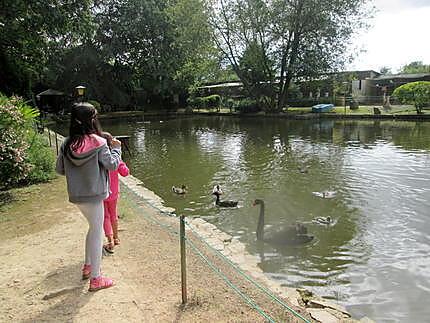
393, 81, 430, 114
25, 133, 56, 184
187, 95, 221, 110
0, 94, 55, 190
234, 98, 259, 113
201, 95, 221, 110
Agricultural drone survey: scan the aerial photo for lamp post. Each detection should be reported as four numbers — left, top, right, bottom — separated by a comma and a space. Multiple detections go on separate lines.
75, 85, 86, 102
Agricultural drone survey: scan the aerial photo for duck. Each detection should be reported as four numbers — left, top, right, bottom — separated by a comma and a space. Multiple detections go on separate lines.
312, 191, 336, 199
212, 185, 223, 195
212, 185, 238, 207
252, 199, 314, 245
312, 216, 332, 225
172, 185, 187, 194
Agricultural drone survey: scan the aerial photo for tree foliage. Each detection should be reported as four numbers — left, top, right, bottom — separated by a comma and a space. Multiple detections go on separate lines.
1, 0, 219, 109
0, 0, 94, 97
0, 94, 55, 190
399, 61, 430, 74
393, 81, 430, 114
208, 0, 370, 111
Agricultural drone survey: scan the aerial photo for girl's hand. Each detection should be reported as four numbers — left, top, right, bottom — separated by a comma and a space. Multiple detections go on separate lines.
111, 138, 122, 148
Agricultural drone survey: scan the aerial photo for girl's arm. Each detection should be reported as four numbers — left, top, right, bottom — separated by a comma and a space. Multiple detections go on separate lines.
118, 161, 129, 177
98, 144, 121, 171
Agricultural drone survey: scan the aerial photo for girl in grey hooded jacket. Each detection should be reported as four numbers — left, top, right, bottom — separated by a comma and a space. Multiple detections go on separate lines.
56, 102, 121, 292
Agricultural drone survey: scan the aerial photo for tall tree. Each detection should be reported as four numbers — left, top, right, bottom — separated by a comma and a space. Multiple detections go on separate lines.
208, 0, 370, 111
0, 0, 94, 97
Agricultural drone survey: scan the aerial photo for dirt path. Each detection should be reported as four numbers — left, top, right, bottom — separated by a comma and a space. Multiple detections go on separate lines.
0, 177, 311, 322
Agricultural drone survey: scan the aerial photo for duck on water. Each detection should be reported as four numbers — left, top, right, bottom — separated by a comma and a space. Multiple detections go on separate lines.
172, 185, 187, 194
212, 185, 238, 207
252, 199, 313, 245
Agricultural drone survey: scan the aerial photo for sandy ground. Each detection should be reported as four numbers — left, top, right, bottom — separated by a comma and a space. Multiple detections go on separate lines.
0, 176, 311, 322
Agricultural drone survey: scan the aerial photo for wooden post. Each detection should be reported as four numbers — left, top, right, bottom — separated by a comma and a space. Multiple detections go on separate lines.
55, 132, 59, 155
180, 215, 187, 304
48, 129, 52, 146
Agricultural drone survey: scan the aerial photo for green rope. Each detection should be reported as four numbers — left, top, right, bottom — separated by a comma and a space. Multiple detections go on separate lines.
184, 222, 311, 323
185, 237, 276, 323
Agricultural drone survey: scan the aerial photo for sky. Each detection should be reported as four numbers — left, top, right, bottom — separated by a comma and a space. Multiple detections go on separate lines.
348, 0, 430, 73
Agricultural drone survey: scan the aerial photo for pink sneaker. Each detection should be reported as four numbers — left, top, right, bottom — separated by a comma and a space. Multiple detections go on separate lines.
88, 276, 114, 292
82, 264, 91, 280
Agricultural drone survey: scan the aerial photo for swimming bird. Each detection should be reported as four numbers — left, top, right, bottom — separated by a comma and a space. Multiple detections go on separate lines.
312, 216, 332, 225
212, 186, 238, 207
172, 185, 187, 194
212, 185, 223, 195
252, 199, 314, 245
312, 191, 337, 199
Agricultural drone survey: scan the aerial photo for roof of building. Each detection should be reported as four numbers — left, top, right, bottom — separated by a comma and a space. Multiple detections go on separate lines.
36, 89, 65, 96
198, 82, 243, 89
373, 73, 430, 80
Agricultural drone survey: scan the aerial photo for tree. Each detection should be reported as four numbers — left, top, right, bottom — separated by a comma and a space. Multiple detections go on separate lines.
399, 61, 430, 74
393, 81, 430, 114
166, 0, 220, 88
208, 0, 370, 111
0, 0, 94, 97
379, 66, 392, 75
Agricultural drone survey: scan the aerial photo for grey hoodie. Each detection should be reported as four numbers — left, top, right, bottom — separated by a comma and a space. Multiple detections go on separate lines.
56, 135, 121, 203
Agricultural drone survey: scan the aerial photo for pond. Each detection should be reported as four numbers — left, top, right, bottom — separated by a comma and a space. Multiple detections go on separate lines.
56, 116, 430, 322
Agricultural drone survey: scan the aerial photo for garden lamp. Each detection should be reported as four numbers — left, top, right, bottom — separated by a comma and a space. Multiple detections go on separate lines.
75, 85, 86, 97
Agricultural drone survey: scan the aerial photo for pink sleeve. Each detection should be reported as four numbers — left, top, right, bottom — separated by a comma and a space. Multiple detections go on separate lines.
118, 161, 129, 177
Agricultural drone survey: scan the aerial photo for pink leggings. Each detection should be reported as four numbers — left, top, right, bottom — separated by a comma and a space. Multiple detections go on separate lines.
103, 199, 118, 237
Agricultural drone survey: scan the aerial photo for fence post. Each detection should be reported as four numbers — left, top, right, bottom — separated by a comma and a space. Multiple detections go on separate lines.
55, 132, 59, 155
180, 215, 187, 304
48, 129, 52, 146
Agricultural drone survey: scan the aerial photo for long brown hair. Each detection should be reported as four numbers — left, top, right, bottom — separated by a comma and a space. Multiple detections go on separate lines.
65, 102, 102, 154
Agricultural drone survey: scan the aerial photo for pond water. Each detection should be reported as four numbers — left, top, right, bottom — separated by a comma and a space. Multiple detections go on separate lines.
56, 116, 430, 322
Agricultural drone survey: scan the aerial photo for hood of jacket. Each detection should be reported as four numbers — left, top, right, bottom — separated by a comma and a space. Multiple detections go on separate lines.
66, 134, 107, 167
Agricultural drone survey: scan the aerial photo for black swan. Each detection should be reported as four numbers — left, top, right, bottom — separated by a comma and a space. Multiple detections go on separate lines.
212, 186, 238, 207
252, 199, 314, 245
172, 185, 187, 194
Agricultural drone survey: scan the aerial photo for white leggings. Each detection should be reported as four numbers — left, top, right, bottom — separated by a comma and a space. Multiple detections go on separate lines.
76, 201, 104, 278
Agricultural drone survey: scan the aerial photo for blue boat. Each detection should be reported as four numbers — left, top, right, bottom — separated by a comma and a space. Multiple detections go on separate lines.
311, 103, 334, 113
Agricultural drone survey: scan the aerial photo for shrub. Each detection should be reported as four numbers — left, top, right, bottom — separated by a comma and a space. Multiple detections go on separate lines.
234, 98, 259, 113
25, 133, 56, 184
187, 95, 221, 110
201, 95, 221, 110
393, 81, 430, 114
0, 127, 31, 189
0, 94, 55, 190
